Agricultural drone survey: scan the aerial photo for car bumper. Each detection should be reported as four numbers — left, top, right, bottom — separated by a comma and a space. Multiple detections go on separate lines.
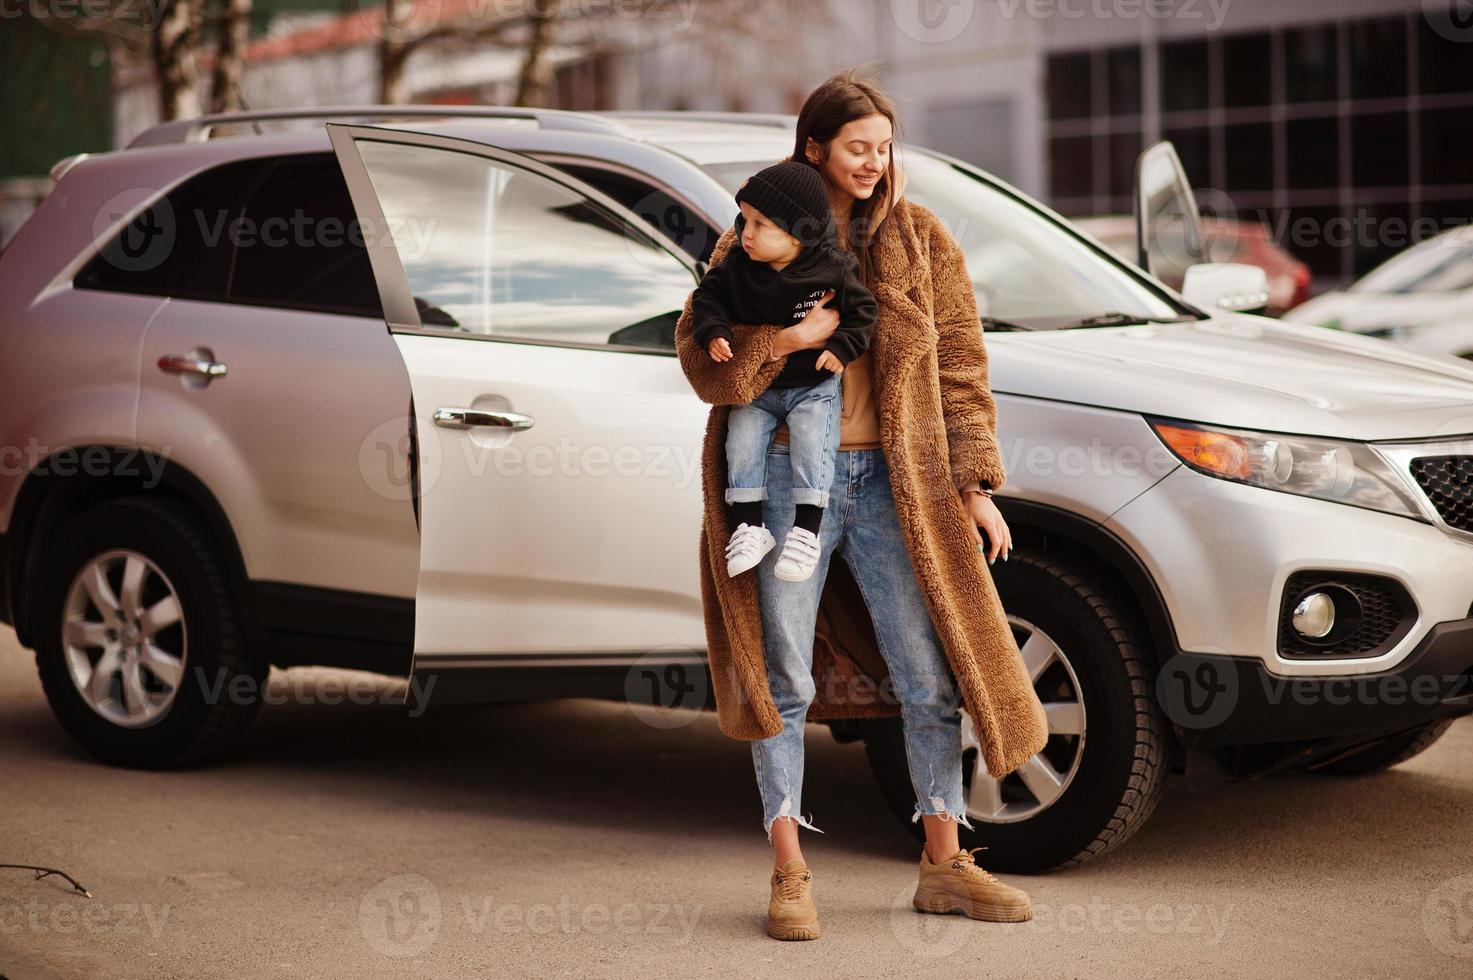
1157, 614, 1473, 746
1104, 464, 1473, 677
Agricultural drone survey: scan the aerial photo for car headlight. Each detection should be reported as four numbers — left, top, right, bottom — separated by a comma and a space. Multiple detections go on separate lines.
1146, 416, 1429, 521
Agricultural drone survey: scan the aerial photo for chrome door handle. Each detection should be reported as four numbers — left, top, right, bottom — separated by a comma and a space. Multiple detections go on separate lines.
433, 407, 535, 431
158, 354, 228, 377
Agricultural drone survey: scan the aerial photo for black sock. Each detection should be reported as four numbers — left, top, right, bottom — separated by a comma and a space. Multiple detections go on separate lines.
794, 503, 822, 534
731, 500, 764, 531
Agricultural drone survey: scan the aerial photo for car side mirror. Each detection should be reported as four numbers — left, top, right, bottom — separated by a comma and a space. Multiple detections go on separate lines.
1181, 262, 1271, 314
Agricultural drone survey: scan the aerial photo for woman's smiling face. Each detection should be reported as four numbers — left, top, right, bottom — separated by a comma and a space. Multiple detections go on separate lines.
808, 113, 892, 202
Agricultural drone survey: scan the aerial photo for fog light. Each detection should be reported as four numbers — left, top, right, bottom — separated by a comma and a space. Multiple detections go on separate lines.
1292, 592, 1335, 638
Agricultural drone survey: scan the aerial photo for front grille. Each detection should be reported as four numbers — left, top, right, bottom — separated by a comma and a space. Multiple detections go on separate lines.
1278, 571, 1416, 659
1410, 455, 1473, 532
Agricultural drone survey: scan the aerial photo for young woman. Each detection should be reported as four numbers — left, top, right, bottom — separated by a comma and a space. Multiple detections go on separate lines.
674, 70, 1049, 941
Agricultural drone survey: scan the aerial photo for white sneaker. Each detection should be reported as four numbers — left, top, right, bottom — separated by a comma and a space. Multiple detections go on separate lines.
726, 522, 775, 577
774, 526, 822, 582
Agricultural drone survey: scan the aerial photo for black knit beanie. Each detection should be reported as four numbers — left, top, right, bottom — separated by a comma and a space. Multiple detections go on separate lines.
734, 161, 835, 249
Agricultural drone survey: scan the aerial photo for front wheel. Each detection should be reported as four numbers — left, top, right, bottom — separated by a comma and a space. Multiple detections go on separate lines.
32, 497, 266, 768
863, 553, 1168, 873
1308, 718, 1456, 775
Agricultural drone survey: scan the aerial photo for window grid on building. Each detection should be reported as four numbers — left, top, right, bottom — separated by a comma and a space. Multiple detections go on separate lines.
1046, 11, 1473, 287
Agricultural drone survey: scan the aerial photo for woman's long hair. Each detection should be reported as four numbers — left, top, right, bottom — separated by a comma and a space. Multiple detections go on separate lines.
788, 67, 903, 287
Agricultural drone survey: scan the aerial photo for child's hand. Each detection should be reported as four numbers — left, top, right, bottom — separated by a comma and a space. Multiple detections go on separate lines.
816, 350, 844, 375
708, 337, 732, 361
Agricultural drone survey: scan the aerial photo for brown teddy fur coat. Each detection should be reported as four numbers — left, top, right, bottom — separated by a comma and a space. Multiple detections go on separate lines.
674, 196, 1049, 779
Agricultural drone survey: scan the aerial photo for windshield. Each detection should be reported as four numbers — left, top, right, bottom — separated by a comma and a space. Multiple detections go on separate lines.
700, 152, 1189, 329
1351, 229, 1473, 295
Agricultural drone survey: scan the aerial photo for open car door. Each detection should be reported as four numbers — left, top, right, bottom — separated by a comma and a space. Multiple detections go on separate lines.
327, 123, 712, 709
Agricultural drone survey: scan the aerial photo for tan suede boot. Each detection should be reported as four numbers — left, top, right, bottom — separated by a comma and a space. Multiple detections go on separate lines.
913, 846, 1033, 922
766, 859, 821, 940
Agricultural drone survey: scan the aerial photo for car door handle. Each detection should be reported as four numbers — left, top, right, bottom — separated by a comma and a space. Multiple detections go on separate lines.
432, 407, 535, 431
158, 354, 228, 378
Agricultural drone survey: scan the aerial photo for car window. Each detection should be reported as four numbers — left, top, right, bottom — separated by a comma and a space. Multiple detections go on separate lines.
353, 140, 696, 350
1352, 230, 1473, 295
227, 154, 383, 318
76, 158, 254, 301
702, 153, 1185, 328
553, 163, 718, 264
77, 153, 383, 319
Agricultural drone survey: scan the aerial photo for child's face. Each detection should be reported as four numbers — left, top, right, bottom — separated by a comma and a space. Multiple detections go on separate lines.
738, 201, 802, 264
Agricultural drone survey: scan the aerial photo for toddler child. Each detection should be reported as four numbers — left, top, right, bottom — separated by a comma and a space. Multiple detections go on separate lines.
689, 160, 877, 582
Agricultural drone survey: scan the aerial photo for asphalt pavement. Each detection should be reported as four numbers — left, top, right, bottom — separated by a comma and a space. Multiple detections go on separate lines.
2, 625, 1470, 979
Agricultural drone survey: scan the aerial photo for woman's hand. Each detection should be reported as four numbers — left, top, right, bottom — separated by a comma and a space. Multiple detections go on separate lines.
771, 290, 841, 360
964, 491, 1012, 563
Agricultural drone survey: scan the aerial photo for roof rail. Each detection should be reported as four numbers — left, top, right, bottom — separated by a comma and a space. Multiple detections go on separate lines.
126, 104, 630, 149
599, 110, 798, 130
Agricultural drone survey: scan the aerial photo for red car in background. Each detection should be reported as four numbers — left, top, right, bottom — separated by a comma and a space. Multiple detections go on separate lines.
1072, 215, 1312, 316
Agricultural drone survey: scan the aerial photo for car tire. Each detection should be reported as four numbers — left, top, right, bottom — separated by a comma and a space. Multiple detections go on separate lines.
32, 496, 266, 768
1310, 718, 1456, 776
862, 552, 1168, 873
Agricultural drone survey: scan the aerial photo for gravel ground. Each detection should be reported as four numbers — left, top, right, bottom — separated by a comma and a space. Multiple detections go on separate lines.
2, 625, 1470, 979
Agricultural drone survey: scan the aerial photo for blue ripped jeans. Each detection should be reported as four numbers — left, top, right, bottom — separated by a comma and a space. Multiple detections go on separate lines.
750, 443, 973, 841
724, 372, 842, 509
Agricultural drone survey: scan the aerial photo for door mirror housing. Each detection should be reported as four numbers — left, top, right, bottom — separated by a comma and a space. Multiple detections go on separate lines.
1134, 141, 1206, 290
1181, 262, 1271, 314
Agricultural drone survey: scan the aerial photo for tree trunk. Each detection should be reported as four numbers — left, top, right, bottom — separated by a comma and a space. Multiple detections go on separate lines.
155, 0, 204, 120
209, 0, 251, 113
514, 0, 557, 107
378, 0, 413, 104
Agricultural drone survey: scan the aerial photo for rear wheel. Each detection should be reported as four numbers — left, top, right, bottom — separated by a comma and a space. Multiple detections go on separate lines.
1309, 718, 1456, 775
863, 553, 1168, 872
32, 497, 266, 768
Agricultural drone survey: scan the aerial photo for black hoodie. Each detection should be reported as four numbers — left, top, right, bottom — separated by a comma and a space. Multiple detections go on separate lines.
689, 211, 877, 390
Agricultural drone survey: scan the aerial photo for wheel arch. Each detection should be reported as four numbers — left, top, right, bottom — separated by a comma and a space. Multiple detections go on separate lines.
997, 497, 1179, 679
5, 446, 252, 650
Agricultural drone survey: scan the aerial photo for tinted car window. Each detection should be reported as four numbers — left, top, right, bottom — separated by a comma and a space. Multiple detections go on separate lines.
78, 153, 382, 319
556, 164, 718, 263
228, 154, 383, 317
76, 157, 254, 301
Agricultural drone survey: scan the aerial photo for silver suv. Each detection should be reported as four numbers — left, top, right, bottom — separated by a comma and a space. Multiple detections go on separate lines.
3, 107, 1471, 873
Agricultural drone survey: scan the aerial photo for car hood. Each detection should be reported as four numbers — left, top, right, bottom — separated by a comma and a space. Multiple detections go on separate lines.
989, 313, 1473, 441
1285, 289, 1473, 331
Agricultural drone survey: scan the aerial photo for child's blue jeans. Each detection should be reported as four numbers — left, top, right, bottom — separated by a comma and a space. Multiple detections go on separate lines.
724, 372, 842, 510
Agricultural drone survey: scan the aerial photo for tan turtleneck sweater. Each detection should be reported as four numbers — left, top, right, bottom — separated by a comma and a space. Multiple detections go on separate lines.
771, 347, 881, 450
